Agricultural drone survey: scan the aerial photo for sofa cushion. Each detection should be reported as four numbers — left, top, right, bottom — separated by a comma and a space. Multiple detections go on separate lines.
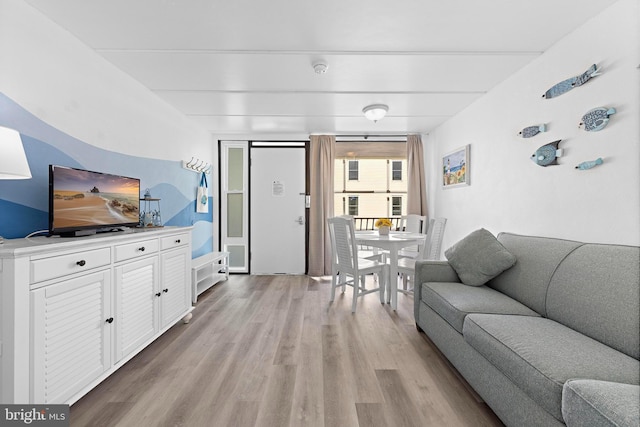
546, 244, 640, 359
463, 314, 640, 422
444, 229, 516, 286
421, 282, 539, 333
562, 380, 640, 427
489, 233, 583, 315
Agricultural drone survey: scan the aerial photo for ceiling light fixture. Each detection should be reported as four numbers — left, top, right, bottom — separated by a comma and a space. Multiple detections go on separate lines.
312, 61, 328, 74
362, 104, 388, 122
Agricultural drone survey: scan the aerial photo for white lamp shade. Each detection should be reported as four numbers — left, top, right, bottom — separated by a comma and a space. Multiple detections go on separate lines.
362, 104, 389, 122
0, 126, 32, 179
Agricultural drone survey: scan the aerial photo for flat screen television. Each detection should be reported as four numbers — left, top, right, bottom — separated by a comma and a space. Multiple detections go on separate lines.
49, 165, 141, 237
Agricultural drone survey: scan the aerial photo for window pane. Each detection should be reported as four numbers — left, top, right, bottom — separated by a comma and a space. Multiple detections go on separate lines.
228, 148, 244, 191
392, 161, 402, 180
348, 196, 358, 216
348, 160, 358, 180
227, 193, 243, 237
227, 245, 245, 268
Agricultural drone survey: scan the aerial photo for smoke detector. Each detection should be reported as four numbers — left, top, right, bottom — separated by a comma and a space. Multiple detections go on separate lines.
313, 61, 329, 74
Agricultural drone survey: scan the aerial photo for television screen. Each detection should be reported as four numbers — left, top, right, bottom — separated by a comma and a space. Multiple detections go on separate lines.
49, 165, 140, 236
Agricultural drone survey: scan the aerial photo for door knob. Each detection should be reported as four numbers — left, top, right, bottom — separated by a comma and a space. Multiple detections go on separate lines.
295, 216, 305, 225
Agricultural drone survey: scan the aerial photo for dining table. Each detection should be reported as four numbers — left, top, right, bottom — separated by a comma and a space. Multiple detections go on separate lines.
354, 230, 426, 310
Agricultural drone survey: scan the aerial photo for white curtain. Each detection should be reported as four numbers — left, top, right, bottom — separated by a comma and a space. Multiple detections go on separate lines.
308, 135, 335, 276
407, 134, 428, 216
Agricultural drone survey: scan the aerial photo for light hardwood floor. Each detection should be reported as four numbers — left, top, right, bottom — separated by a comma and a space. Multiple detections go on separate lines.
70, 275, 503, 427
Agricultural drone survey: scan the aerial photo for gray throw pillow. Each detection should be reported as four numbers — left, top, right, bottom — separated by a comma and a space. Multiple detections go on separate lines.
444, 228, 517, 286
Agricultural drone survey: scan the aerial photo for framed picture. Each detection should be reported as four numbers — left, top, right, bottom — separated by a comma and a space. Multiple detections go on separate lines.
442, 144, 470, 189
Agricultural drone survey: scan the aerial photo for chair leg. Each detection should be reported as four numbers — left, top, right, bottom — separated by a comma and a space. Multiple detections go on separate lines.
330, 270, 337, 302
351, 282, 358, 313
402, 273, 408, 290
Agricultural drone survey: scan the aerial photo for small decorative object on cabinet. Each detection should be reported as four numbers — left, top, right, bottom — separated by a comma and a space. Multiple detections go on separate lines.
0, 226, 193, 404
140, 196, 162, 227
531, 140, 563, 167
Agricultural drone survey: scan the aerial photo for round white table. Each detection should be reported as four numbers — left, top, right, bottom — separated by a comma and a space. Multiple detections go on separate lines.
354, 231, 426, 310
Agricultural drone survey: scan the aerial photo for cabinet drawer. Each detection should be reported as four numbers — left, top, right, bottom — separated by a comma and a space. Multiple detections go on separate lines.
31, 248, 111, 283
114, 239, 159, 262
160, 233, 190, 250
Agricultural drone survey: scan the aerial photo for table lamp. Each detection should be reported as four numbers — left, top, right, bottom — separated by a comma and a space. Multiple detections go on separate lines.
0, 126, 32, 243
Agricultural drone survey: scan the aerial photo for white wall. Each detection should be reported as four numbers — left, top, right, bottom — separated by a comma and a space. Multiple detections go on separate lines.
0, 0, 213, 162
425, 0, 640, 251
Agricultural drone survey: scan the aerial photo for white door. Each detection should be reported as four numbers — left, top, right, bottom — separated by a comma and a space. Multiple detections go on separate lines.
250, 146, 306, 274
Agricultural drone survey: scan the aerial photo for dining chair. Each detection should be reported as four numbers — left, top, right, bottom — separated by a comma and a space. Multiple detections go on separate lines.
328, 216, 388, 312
397, 217, 447, 294
398, 214, 428, 259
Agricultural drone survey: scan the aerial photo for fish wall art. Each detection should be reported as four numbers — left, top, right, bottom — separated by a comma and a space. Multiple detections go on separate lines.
579, 107, 616, 131
518, 124, 547, 138
542, 64, 600, 99
531, 140, 563, 167
575, 158, 604, 170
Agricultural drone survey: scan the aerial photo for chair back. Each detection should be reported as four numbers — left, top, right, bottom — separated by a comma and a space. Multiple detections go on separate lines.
421, 218, 447, 260
327, 216, 358, 274
400, 214, 427, 233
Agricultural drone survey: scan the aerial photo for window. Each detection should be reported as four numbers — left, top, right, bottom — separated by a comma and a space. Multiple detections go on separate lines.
348, 160, 359, 180
392, 196, 402, 216
348, 196, 359, 216
392, 161, 402, 181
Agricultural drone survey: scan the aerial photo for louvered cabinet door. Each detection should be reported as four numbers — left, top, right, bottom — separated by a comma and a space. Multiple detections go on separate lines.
159, 248, 190, 329
114, 256, 159, 362
31, 270, 112, 404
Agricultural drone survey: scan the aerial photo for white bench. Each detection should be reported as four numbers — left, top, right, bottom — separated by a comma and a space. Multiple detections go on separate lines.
191, 251, 229, 303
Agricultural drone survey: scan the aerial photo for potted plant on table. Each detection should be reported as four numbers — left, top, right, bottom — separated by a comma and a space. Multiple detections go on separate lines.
375, 218, 393, 235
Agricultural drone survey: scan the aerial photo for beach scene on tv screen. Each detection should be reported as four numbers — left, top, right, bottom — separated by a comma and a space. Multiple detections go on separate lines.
52, 168, 140, 228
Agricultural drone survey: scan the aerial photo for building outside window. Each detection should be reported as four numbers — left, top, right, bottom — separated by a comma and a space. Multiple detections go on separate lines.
334, 142, 407, 229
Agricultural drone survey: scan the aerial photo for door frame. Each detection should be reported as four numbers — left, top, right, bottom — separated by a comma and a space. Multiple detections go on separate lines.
248, 141, 310, 274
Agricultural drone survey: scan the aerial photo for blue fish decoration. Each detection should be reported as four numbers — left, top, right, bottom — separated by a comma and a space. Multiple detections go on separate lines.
531, 140, 563, 167
542, 64, 600, 99
579, 107, 616, 132
518, 124, 546, 138
575, 158, 603, 170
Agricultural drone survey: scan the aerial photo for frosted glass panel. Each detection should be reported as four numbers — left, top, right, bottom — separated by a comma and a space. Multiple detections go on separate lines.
227, 245, 245, 268
228, 148, 244, 191
227, 193, 243, 237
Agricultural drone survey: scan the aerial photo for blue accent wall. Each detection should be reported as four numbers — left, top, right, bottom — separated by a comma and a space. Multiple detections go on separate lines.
0, 93, 212, 258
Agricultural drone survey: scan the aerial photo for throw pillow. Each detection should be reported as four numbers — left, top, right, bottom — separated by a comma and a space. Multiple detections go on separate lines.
444, 228, 517, 286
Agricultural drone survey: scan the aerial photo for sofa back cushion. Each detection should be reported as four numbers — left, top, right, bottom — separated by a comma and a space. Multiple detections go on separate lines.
489, 233, 583, 315
546, 244, 640, 359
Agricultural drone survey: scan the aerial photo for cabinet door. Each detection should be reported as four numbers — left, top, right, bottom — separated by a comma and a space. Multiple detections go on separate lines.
160, 247, 190, 328
31, 270, 111, 404
114, 256, 159, 362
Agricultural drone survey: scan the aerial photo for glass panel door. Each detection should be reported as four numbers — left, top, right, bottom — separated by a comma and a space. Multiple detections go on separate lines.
220, 142, 249, 272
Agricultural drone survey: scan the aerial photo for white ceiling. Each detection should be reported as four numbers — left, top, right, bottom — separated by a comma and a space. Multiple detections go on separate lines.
25, 0, 617, 138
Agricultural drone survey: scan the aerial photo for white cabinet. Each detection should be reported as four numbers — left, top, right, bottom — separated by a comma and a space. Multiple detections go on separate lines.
160, 247, 190, 328
114, 256, 158, 362
31, 270, 112, 404
0, 226, 193, 405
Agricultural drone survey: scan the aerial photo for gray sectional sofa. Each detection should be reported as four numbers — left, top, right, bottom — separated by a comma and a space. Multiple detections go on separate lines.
414, 231, 640, 427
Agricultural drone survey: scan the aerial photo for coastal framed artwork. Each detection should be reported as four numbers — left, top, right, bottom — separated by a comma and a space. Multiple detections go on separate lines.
442, 144, 470, 189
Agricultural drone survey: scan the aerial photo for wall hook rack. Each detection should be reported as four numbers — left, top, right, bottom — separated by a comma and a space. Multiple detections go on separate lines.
182, 157, 211, 174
